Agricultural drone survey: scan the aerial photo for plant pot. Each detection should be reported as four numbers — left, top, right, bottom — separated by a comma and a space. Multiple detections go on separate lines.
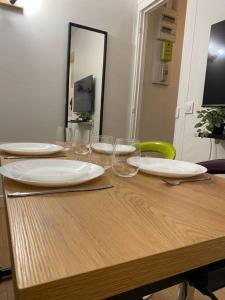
212, 124, 225, 135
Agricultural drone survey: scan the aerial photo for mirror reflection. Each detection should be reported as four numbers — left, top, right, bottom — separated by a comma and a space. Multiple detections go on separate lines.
66, 23, 107, 135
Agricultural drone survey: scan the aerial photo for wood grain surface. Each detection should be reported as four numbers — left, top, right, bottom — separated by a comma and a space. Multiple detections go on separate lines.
2, 155, 225, 299
0, 208, 14, 300
2, 207, 225, 300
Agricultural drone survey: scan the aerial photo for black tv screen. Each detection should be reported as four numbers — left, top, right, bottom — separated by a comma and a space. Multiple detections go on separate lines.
202, 20, 225, 107
74, 75, 95, 113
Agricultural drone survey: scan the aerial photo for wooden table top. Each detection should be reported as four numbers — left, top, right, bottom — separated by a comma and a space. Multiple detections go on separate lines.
2, 155, 225, 300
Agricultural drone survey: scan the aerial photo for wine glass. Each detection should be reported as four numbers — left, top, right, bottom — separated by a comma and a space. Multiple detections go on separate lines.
112, 138, 140, 177
56, 127, 73, 151
90, 135, 114, 169
72, 127, 91, 158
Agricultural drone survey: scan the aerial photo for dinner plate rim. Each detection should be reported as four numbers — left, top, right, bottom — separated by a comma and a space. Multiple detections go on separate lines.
0, 159, 105, 187
0, 142, 64, 155
91, 143, 136, 155
91, 143, 113, 154
127, 157, 207, 178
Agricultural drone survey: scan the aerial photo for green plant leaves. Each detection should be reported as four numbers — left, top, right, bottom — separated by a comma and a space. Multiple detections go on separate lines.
195, 122, 202, 128
195, 107, 225, 135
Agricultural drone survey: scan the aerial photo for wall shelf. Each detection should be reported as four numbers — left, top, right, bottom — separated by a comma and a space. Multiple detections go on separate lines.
198, 133, 225, 140
68, 120, 93, 124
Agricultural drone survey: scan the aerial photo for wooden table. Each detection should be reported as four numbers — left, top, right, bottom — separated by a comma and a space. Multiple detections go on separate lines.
2, 156, 225, 299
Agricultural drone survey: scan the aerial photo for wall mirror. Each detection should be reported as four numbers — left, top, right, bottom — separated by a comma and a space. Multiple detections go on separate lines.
65, 22, 107, 135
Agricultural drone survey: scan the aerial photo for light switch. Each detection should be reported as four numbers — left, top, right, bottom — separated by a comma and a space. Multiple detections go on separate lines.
185, 101, 194, 114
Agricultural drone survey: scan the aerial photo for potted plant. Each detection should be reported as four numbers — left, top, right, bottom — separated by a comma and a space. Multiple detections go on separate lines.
195, 107, 225, 137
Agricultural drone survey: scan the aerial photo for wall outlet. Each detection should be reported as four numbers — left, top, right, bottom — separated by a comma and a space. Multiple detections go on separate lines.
185, 101, 194, 114
152, 62, 169, 85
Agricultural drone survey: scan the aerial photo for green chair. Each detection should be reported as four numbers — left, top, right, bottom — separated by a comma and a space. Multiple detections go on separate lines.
140, 141, 176, 160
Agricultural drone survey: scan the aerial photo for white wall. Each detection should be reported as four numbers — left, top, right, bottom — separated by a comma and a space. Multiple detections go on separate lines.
0, 0, 137, 142
174, 0, 225, 162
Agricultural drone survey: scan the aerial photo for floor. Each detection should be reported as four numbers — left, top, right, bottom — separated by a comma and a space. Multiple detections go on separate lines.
0, 208, 224, 300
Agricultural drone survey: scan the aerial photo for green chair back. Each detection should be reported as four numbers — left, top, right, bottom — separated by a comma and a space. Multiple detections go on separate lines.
140, 141, 176, 160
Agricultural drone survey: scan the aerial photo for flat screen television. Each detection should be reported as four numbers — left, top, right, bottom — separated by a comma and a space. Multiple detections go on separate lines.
202, 20, 225, 107
73, 75, 95, 113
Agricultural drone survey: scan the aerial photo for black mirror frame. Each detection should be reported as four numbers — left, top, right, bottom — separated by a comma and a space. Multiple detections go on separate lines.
65, 22, 108, 135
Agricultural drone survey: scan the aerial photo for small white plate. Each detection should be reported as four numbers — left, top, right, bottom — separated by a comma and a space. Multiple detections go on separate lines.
0, 159, 105, 187
0, 143, 64, 156
115, 145, 136, 155
91, 143, 136, 155
91, 143, 113, 154
127, 157, 207, 178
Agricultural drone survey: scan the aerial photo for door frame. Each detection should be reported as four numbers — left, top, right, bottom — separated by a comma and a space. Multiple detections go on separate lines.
128, 0, 168, 139
129, 0, 198, 160
170, 0, 198, 159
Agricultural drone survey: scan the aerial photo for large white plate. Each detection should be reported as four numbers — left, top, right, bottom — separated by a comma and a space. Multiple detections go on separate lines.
128, 157, 207, 178
0, 159, 105, 187
0, 143, 64, 156
91, 143, 136, 155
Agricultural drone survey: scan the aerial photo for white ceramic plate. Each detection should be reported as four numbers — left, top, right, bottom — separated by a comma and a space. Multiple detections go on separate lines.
0, 159, 105, 187
0, 143, 64, 156
91, 143, 136, 155
91, 143, 113, 154
127, 157, 207, 178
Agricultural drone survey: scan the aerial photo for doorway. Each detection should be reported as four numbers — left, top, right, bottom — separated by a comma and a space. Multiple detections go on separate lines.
130, 0, 187, 144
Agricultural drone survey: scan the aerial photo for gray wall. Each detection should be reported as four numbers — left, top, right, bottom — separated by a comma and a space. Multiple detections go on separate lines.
0, 0, 137, 142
